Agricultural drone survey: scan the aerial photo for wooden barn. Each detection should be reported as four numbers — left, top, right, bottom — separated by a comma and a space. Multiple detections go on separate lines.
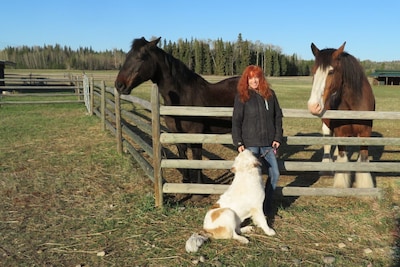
0, 60, 16, 86
370, 70, 400, 85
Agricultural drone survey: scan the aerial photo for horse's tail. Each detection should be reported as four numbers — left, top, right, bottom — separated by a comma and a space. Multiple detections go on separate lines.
185, 231, 210, 253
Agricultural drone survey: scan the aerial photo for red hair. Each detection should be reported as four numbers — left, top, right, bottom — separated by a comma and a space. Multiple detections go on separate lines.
237, 65, 272, 102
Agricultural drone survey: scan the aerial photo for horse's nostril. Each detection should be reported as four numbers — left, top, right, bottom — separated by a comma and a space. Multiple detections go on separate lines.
115, 80, 125, 90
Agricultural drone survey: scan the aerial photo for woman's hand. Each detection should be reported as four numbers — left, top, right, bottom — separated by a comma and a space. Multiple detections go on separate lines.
238, 145, 245, 153
272, 141, 280, 149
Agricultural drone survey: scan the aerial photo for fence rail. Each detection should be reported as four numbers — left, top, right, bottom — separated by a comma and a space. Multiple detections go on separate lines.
160, 105, 400, 119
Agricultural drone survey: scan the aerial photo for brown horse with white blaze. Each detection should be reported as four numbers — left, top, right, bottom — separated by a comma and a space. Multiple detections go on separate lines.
307, 42, 375, 188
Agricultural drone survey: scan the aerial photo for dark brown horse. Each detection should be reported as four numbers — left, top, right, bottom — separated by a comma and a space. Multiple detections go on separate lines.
307, 42, 375, 188
115, 37, 239, 184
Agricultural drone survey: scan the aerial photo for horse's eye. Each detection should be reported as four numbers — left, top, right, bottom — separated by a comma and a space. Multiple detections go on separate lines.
328, 69, 334, 75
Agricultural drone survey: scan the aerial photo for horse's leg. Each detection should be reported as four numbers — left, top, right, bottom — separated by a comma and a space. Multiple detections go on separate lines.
320, 123, 334, 175
191, 143, 204, 184
355, 146, 374, 188
322, 123, 332, 163
176, 143, 191, 183
333, 146, 352, 188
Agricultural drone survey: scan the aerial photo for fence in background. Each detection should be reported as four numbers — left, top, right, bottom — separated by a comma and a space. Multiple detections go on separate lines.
0, 72, 84, 106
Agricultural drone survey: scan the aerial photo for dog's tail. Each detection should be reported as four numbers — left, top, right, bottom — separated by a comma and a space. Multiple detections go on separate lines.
185, 231, 210, 253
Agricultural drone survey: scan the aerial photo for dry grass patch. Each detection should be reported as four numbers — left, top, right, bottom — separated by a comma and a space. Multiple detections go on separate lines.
1, 78, 399, 266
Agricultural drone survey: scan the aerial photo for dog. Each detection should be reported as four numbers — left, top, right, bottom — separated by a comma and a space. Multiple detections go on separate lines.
185, 149, 276, 253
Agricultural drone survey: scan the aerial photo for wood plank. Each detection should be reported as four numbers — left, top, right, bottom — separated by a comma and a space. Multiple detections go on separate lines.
160, 133, 400, 146
160, 159, 400, 172
286, 136, 400, 146
0, 100, 84, 105
162, 183, 382, 197
160, 133, 232, 144
159, 106, 400, 120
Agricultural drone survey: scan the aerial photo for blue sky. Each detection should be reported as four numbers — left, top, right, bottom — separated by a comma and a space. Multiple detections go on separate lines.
2, 0, 399, 62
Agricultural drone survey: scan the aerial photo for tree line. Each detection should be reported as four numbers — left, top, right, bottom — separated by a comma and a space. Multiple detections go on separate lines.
161, 34, 313, 76
1, 34, 399, 76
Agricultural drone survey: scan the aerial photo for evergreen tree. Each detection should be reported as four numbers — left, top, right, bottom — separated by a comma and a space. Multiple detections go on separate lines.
264, 47, 273, 76
272, 51, 280, 76
213, 39, 226, 75
203, 44, 213, 75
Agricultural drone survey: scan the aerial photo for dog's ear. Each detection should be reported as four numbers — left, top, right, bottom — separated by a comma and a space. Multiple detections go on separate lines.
210, 203, 220, 209
230, 166, 236, 173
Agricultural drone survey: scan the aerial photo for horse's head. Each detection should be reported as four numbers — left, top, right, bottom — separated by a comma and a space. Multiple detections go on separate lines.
115, 37, 161, 95
307, 42, 346, 115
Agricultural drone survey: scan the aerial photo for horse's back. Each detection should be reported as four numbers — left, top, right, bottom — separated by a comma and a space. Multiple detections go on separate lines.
204, 76, 239, 107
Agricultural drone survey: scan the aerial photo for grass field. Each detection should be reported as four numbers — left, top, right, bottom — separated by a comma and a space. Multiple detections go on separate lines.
0, 72, 399, 266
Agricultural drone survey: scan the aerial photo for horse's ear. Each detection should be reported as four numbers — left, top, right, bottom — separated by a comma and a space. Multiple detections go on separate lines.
311, 43, 319, 57
333, 42, 346, 60
150, 37, 161, 46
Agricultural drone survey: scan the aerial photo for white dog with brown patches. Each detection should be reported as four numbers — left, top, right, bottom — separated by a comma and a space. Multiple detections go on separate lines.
185, 149, 276, 253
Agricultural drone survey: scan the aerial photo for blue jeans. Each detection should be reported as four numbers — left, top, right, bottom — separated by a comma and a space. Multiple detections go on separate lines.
246, 146, 280, 215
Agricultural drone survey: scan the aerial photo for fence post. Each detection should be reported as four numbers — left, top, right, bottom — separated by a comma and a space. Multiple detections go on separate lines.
89, 77, 94, 115
151, 84, 163, 207
75, 76, 80, 101
114, 88, 123, 154
100, 81, 106, 131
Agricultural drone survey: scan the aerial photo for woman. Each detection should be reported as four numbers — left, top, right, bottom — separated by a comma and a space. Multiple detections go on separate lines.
232, 65, 283, 216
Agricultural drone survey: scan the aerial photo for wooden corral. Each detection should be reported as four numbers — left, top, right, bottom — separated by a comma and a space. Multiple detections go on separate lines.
91, 84, 400, 207
0, 72, 85, 106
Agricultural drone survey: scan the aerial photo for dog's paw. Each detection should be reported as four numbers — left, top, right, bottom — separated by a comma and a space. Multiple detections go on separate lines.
240, 226, 254, 234
265, 228, 276, 236
235, 235, 250, 244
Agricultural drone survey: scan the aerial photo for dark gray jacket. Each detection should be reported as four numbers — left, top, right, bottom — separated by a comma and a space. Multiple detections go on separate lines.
232, 89, 283, 147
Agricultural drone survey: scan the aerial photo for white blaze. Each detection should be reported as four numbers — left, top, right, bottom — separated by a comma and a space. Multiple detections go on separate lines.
308, 66, 332, 115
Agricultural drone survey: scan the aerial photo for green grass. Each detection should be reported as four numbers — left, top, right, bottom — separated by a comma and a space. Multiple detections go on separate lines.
0, 75, 399, 266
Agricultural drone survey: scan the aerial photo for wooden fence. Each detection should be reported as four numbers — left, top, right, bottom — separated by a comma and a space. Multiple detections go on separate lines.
0, 73, 85, 106
92, 84, 400, 207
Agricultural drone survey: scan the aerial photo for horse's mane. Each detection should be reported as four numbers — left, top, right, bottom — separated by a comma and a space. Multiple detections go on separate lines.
340, 53, 365, 98
317, 48, 365, 101
163, 52, 204, 85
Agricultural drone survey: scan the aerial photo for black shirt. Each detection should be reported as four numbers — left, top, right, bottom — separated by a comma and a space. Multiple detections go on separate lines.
232, 89, 283, 147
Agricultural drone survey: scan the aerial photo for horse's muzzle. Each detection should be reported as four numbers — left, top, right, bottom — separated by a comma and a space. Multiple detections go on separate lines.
114, 80, 131, 95
308, 102, 323, 115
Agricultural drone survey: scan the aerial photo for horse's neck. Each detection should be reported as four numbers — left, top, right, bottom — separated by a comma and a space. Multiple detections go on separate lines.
154, 76, 180, 106
334, 80, 374, 111
155, 63, 208, 106
150, 50, 212, 106
150, 54, 179, 105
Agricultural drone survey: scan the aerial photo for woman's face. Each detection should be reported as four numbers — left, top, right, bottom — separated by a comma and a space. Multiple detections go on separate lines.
248, 76, 260, 90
